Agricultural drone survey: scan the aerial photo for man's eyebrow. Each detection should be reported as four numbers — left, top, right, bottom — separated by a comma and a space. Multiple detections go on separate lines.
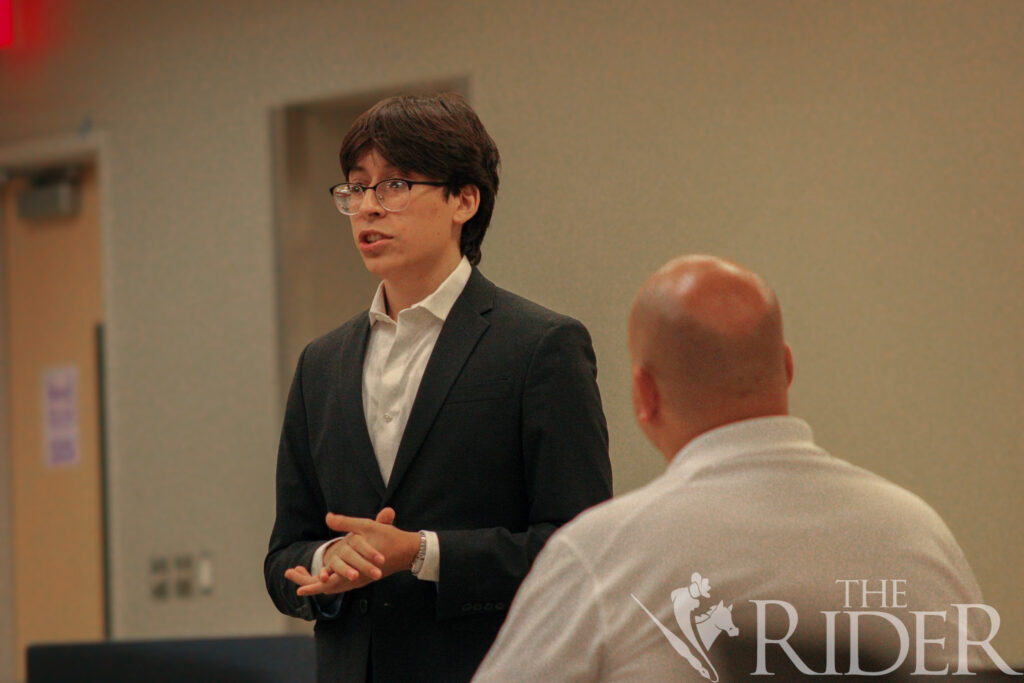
347, 164, 404, 179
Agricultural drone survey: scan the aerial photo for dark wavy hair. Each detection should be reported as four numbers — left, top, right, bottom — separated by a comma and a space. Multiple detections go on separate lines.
339, 92, 500, 266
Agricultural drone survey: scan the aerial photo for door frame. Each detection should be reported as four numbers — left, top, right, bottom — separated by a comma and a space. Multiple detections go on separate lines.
0, 131, 116, 679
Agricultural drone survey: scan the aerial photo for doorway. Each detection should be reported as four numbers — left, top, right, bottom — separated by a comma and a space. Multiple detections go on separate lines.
0, 143, 108, 681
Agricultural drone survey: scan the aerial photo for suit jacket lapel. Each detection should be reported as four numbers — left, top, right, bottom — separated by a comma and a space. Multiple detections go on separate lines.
382, 269, 494, 502
336, 315, 387, 499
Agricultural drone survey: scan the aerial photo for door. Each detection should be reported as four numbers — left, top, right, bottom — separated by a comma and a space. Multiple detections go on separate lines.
1, 163, 106, 681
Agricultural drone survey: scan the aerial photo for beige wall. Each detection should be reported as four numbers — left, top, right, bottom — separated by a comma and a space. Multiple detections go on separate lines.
0, 0, 1020, 666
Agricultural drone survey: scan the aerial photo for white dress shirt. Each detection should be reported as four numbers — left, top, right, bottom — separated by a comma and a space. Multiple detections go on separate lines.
312, 257, 472, 583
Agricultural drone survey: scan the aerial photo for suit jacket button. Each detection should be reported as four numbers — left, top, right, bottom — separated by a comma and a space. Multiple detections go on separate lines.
461, 603, 472, 612
358, 599, 369, 615
495, 602, 506, 610
473, 603, 482, 611
483, 603, 494, 611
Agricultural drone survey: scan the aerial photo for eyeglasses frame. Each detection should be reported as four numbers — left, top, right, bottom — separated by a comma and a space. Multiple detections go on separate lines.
329, 178, 449, 215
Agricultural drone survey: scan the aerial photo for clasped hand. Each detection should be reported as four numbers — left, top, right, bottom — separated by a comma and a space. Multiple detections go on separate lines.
284, 507, 419, 597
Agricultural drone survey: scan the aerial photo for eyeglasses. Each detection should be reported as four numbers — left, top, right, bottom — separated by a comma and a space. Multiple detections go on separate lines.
329, 178, 447, 215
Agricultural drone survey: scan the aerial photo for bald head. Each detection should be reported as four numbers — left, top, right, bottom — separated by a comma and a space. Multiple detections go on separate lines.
629, 255, 792, 454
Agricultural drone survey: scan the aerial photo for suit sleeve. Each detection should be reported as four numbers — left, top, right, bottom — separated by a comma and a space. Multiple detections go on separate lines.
264, 345, 332, 621
434, 318, 612, 619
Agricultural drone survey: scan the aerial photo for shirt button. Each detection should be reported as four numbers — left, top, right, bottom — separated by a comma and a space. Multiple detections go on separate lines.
383, 413, 393, 423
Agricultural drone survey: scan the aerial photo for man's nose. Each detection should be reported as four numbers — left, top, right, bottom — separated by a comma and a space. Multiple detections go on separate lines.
358, 189, 386, 217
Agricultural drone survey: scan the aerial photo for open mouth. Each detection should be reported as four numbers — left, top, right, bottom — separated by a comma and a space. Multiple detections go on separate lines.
359, 231, 392, 244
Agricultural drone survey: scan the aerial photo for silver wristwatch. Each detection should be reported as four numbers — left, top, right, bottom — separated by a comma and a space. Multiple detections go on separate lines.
410, 531, 428, 575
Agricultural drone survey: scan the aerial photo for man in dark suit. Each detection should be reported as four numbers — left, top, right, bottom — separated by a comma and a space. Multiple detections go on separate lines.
264, 93, 612, 683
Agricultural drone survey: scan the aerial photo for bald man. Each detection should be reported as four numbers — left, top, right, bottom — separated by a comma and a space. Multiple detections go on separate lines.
473, 256, 987, 681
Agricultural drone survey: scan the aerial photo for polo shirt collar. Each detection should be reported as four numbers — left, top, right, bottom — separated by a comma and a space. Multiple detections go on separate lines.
667, 415, 818, 477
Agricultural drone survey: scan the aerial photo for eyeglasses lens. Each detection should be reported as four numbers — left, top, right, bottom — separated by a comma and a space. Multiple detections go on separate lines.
333, 186, 361, 215
333, 180, 412, 215
376, 180, 410, 212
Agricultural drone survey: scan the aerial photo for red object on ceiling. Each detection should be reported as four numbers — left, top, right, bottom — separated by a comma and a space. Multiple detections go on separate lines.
0, 0, 13, 48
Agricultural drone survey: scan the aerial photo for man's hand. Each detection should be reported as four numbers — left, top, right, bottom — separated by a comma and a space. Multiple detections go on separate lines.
283, 507, 418, 597
325, 507, 420, 578
284, 563, 371, 597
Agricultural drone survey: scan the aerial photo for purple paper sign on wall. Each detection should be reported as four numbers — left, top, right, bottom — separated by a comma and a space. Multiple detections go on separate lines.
43, 366, 79, 468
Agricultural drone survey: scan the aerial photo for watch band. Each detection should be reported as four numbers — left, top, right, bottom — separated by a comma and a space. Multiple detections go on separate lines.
410, 531, 428, 575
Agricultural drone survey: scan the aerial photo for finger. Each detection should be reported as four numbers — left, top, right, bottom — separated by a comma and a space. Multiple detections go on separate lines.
323, 536, 361, 570
326, 550, 380, 583
298, 572, 362, 596
297, 579, 335, 596
325, 556, 359, 583
322, 535, 350, 564
285, 566, 313, 582
285, 566, 317, 586
325, 512, 372, 534
297, 569, 347, 596
345, 533, 386, 566
296, 580, 327, 596
375, 507, 396, 525
332, 545, 383, 581
321, 537, 365, 581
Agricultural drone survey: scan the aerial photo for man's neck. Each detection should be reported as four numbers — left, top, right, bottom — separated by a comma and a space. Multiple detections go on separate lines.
382, 253, 463, 318
661, 398, 790, 463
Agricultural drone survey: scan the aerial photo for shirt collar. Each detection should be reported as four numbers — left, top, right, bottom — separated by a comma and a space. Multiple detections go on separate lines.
667, 415, 818, 476
367, 256, 472, 325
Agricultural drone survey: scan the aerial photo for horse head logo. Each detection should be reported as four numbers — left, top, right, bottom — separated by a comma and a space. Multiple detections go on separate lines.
632, 573, 738, 682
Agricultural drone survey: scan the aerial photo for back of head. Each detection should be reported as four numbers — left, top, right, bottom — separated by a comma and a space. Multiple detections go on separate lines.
339, 92, 500, 265
629, 255, 791, 444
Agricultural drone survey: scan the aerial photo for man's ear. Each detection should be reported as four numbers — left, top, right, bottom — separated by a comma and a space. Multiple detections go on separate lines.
632, 365, 660, 426
452, 184, 480, 225
784, 344, 794, 387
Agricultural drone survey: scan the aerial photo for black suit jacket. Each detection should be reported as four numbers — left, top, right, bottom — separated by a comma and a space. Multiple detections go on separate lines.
265, 269, 612, 682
